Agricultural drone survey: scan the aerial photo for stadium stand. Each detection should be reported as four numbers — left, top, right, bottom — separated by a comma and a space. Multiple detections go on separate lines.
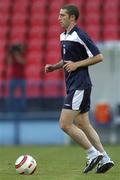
103, 0, 119, 41
43, 0, 65, 97
25, 0, 47, 97
0, 0, 11, 99
0, 0, 120, 101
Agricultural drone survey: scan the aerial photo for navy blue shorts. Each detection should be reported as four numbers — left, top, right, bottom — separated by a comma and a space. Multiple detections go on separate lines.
63, 87, 91, 113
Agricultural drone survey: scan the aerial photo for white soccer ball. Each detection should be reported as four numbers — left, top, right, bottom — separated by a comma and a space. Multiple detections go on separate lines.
15, 154, 37, 175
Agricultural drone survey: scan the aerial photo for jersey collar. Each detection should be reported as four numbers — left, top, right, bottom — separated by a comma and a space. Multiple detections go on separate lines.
64, 25, 78, 35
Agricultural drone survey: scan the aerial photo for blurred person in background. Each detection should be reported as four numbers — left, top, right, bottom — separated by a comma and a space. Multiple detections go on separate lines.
45, 4, 114, 174
6, 43, 26, 112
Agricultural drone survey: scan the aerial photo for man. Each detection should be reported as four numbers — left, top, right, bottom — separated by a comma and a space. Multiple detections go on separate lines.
6, 44, 26, 112
45, 4, 114, 173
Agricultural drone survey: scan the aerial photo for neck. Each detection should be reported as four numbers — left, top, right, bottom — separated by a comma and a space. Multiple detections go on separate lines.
66, 23, 76, 33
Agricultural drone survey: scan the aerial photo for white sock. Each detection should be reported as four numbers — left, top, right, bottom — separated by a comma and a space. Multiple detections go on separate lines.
87, 146, 98, 159
102, 151, 110, 162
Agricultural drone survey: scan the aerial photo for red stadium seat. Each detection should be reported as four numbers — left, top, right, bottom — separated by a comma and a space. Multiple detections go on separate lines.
103, 0, 119, 25
85, 5, 101, 13
31, 0, 47, 4
0, 0, 11, 10
43, 71, 64, 97
47, 26, 62, 39
103, 25, 119, 41
86, 2, 101, 9
31, 7, 46, 15
31, 0, 47, 14
104, 0, 119, 10
0, 50, 6, 84
102, 0, 119, 41
85, 13, 101, 26
25, 65, 41, 78
29, 26, 45, 39
0, 26, 8, 38
0, 50, 6, 66
0, 38, 7, 48
48, 15, 60, 26
103, 13, 119, 26
11, 13, 28, 26
45, 50, 61, 64
49, 0, 65, 11
9, 26, 27, 42
30, 14, 46, 26
104, 7, 118, 14
45, 38, 61, 64
27, 39, 44, 52
25, 65, 43, 98
67, 0, 83, 6
25, 62, 44, 97
85, 25, 101, 42
25, 70, 43, 98
10, 26, 27, 35
86, 0, 101, 6
26, 51, 44, 66
12, 0, 30, 12
0, 12, 10, 26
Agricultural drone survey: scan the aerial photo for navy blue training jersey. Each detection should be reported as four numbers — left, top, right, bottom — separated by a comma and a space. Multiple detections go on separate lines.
60, 25, 100, 93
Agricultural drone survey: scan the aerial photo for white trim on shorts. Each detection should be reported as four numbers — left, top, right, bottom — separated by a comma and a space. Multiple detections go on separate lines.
72, 90, 84, 110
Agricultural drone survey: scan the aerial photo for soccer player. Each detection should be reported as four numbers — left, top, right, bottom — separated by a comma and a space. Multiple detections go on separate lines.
45, 4, 114, 173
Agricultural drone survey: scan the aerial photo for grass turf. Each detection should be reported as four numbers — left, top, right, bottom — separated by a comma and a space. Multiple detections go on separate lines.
0, 145, 119, 180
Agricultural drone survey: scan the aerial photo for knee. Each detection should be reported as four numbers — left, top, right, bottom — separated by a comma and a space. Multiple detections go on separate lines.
59, 119, 71, 133
59, 121, 67, 132
75, 121, 82, 129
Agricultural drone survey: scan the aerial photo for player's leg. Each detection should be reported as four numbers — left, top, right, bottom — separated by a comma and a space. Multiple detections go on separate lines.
75, 113, 114, 173
75, 112, 104, 152
59, 108, 92, 149
59, 108, 103, 173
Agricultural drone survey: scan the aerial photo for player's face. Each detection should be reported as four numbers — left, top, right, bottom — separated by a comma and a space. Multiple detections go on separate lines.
58, 9, 71, 29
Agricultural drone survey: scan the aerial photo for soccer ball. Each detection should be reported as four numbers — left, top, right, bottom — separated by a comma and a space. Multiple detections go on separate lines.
15, 154, 37, 175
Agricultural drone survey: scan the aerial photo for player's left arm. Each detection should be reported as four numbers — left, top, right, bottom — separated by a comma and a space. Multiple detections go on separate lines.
76, 53, 103, 67
64, 53, 103, 72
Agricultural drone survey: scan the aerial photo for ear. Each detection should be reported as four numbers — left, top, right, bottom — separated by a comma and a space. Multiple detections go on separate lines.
70, 14, 76, 21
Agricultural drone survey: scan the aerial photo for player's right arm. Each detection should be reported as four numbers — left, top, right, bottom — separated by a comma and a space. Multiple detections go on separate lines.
45, 60, 64, 73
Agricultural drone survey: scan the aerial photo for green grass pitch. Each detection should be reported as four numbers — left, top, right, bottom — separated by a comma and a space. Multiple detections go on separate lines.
0, 145, 119, 180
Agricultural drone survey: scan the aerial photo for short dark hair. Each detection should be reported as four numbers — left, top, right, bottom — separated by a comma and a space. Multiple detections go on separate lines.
61, 4, 79, 21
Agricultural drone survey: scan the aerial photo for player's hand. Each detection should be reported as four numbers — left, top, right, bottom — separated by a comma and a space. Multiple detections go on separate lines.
45, 64, 54, 73
63, 61, 78, 72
